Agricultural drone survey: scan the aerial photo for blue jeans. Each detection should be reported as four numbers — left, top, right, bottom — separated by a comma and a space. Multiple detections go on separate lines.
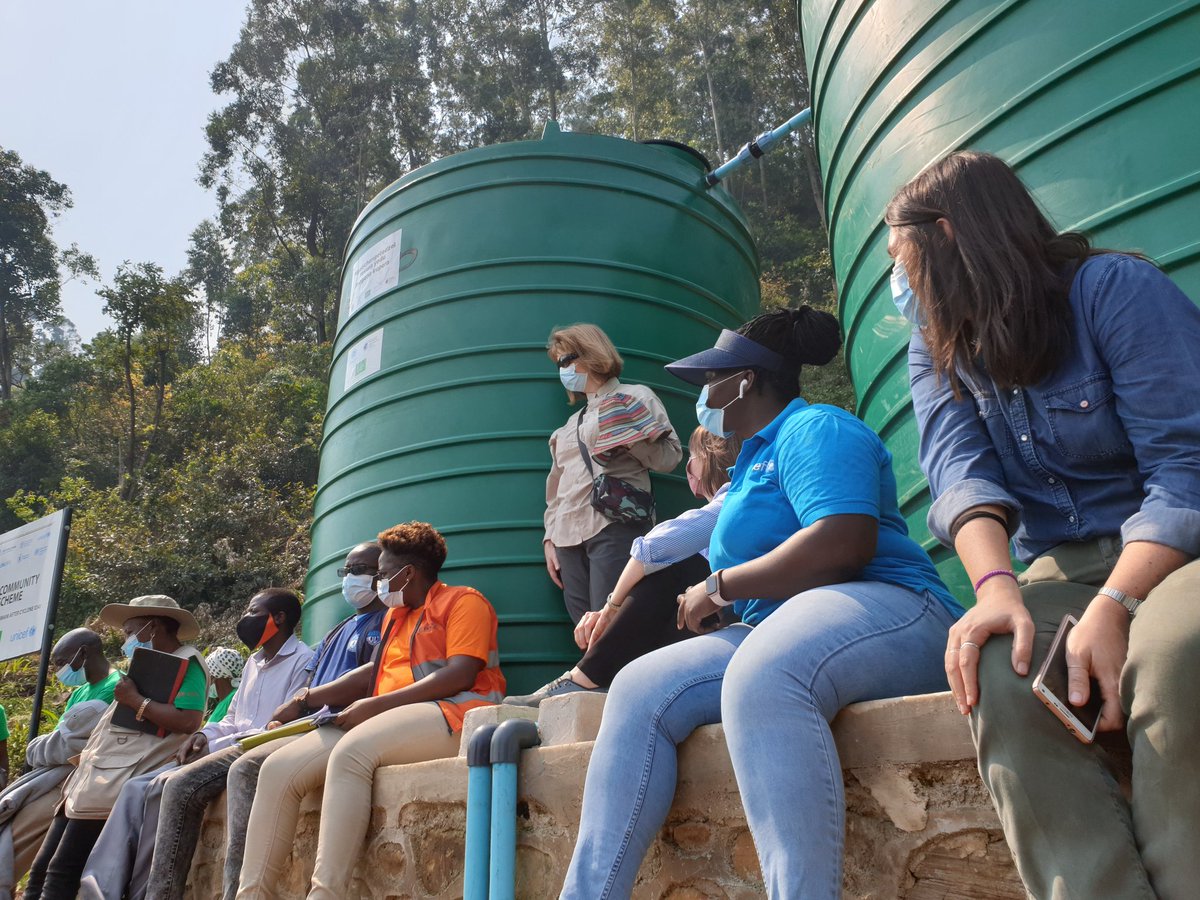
560, 581, 956, 900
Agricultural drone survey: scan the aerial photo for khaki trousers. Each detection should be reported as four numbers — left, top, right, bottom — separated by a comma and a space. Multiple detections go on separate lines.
10, 787, 59, 883
971, 538, 1200, 900
236, 702, 460, 900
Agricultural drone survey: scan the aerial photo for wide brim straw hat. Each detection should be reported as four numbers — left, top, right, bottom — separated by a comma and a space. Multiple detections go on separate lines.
99, 594, 200, 642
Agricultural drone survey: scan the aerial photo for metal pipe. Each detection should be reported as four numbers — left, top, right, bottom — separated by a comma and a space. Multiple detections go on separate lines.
464, 724, 499, 900
487, 718, 541, 900
705, 107, 813, 187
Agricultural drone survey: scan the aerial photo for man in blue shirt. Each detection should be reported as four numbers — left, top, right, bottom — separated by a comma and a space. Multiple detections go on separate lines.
216, 542, 386, 900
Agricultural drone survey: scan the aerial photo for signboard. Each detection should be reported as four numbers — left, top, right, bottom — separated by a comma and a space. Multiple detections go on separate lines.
0, 509, 70, 662
345, 328, 385, 390
346, 229, 402, 317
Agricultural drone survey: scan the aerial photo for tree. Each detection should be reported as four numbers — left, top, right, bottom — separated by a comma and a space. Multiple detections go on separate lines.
97, 263, 197, 499
201, 0, 435, 345
0, 149, 97, 399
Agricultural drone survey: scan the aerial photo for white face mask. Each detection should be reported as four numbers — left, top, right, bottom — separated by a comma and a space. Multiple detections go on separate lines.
377, 570, 412, 609
341, 573, 378, 610
558, 363, 588, 393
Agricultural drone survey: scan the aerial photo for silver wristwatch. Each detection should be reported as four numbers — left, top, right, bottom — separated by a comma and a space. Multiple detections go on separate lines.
1098, 586, 1142, 618
705, 570, 733, 607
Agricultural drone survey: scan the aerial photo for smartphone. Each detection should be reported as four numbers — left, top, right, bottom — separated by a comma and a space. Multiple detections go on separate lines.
1031, 614, 1104, 744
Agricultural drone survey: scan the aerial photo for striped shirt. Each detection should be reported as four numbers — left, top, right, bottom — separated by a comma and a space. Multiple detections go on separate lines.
630, 484, 728, 574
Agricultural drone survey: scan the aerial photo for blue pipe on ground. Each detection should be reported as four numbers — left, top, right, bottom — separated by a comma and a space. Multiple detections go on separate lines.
464, 723, 500, 900
487, 718, 541, 900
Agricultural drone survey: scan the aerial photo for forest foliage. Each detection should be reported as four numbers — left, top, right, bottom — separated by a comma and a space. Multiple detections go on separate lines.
0, 0, 851, 672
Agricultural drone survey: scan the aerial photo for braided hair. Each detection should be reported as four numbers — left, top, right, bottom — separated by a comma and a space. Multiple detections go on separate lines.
736, 307, 841, 401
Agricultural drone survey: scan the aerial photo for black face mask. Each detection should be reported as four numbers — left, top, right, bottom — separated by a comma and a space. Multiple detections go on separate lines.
236, 612, 279, 650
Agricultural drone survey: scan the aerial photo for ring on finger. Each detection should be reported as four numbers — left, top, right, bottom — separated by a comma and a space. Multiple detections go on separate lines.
960, 641, 982, 652
945, 647, 960, 655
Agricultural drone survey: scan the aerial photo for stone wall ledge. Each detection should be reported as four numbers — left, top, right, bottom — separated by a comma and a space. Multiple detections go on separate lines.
187, 692, 1030, 899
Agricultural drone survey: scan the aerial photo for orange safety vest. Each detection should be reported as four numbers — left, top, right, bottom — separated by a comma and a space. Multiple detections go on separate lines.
371, 582, 506, 732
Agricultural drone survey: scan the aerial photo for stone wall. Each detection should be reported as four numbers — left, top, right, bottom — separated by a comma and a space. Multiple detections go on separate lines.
185, 692, 1029, 899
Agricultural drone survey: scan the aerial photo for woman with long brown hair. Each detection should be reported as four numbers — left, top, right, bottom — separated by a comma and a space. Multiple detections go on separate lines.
888, 150, 1200, 899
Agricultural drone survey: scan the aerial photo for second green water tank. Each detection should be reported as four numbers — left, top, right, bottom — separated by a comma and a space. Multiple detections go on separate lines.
800, 0, 1200, 598
305, 123, 760, 693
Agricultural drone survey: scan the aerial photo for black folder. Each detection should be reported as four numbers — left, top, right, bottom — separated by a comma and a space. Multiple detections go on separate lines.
111, 647, 191, 736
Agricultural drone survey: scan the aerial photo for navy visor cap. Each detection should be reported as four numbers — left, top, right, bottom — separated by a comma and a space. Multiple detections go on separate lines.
665, 329, 787, 386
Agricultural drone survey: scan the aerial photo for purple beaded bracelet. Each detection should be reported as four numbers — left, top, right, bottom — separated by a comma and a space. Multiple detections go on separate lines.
973, 568, 1017, 593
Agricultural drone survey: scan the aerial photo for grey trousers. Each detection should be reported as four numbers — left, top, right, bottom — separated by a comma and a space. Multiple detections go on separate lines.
556, 520, 651, 624
971, 538, 1200, 900
143, 745, 244, 900
221, 736, 303, 900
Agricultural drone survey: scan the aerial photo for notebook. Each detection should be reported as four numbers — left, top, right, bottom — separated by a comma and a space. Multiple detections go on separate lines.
111, 647, 191, 736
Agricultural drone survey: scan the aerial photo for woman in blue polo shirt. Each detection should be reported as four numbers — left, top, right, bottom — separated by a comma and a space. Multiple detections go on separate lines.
560, 308, 962, 900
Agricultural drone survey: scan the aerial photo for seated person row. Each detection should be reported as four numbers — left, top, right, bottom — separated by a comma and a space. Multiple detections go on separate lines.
79, 589, 315, 900
83, 542, 388, 900
236, 521, 505, 899
561, 308, 964, 898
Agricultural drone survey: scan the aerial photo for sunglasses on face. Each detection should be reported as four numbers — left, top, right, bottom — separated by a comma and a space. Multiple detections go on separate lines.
557, 353, 580, 368
337, 564, 379, 577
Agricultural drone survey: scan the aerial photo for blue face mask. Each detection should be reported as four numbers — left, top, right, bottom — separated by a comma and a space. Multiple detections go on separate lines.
696, 373, 746, 439
558, 363, 588, 393
56, 649, 88, 687
890, 260, 925, 326
122, 622, 154, 659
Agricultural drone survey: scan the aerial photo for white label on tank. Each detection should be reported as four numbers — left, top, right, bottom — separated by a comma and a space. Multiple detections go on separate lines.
347, 229, 402, 316
345, 328, 384, 390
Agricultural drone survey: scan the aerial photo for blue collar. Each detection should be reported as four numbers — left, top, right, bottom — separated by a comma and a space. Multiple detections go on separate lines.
747, 397, 809, 447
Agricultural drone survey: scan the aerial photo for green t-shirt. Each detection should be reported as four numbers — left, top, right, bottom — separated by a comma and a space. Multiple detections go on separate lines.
64, 670, 122, 711
205, 688, 236, 726
173, 658, 207, 712
0, 704, 8, 741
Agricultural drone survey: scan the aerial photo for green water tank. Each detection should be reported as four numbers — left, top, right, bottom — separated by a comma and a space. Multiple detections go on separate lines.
800, 0, 1200, 600
305, 123, 760, 692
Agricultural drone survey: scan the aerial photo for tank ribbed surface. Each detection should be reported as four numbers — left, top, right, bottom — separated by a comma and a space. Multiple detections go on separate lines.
800, 0, 1200, 599
305, 123, 760, 692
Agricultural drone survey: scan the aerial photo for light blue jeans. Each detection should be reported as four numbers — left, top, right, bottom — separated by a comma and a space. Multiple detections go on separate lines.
560, 581, 957, 900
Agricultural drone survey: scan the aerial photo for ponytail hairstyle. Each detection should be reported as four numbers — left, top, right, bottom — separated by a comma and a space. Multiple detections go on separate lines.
736, 307, 842, 402
885, 151, 1094, 393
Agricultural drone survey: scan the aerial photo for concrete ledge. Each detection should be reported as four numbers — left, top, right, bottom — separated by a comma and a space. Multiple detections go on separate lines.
832, 691, 974, 768
458, 704, 538, 757
187, 692, 1022, 899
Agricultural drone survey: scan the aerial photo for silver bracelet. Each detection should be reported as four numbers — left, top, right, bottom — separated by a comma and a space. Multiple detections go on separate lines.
604, 592, 623, 610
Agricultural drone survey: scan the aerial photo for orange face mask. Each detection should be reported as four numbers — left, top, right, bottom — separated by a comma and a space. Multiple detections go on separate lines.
236, 612, 279, 650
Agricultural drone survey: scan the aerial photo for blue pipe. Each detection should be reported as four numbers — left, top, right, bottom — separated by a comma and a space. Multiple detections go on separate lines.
705, 107, 813, 187
464, 724, 499, 900
487, 718, 541, 900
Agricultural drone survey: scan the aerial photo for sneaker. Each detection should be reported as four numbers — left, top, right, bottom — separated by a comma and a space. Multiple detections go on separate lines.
503, 673, 603, 708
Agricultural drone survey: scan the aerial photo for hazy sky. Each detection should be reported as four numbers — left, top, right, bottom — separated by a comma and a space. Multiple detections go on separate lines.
0, 3, 247, 340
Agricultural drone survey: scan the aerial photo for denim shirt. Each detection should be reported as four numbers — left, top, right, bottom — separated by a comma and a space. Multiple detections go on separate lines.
910, 254, 1200, 563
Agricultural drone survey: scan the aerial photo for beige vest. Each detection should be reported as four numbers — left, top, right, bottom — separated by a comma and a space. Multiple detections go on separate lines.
62, 644, 208, 819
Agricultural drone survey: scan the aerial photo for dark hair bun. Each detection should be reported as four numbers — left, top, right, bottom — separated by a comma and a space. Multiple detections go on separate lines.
788, 306, 842, 366
737, 306, 841, 368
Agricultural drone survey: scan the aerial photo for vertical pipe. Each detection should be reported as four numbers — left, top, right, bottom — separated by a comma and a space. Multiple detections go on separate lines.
464, 723, 499, 900
487, 718, 541, 900
488, 761, 521, 900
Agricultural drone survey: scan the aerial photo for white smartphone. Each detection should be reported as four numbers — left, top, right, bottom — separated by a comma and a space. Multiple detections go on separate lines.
1031, 614, 1104, 744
